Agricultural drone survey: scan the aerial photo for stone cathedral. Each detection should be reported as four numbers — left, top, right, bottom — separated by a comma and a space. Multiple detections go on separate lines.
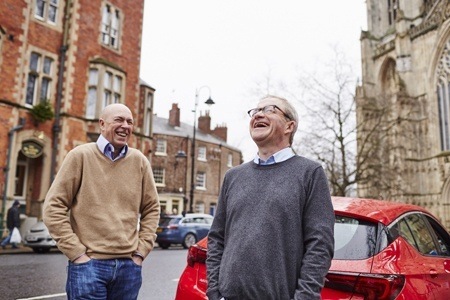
356, 0, 450, 229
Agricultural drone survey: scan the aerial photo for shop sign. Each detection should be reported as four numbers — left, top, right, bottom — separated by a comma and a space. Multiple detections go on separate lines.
21, 140, 43, 158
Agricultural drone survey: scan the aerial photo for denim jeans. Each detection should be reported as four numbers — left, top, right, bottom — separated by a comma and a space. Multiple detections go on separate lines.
66, 258, 142, 300
1, 231, 17, 248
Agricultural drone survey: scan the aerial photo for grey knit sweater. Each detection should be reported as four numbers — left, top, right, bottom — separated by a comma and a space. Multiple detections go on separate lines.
206, 156, 334, 300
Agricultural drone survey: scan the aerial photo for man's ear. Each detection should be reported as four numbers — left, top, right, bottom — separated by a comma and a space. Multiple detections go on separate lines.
285, 120, 295, 134
99, 118, 105, 130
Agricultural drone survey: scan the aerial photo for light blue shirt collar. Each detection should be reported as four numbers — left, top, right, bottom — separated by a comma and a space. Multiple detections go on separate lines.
96, 135, 128, 161
253, 147, 295, 165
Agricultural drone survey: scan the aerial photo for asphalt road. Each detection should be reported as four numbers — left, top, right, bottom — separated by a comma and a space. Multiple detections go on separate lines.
0, 246, 188, 300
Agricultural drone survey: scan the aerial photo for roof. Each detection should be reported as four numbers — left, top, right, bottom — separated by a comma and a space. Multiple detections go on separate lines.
152, 115, 241, 152
332, 196, 431, 225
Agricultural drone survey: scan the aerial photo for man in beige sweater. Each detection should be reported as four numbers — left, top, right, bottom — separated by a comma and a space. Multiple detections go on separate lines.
43, 103, 160, 299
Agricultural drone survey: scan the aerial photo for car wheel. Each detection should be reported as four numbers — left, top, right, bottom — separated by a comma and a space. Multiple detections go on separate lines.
182, 233, 197, 249
159, 242, 170, 249
32, 247, 50, 254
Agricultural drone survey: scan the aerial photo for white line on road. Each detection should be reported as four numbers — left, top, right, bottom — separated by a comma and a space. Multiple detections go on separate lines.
16, 293, 66, 300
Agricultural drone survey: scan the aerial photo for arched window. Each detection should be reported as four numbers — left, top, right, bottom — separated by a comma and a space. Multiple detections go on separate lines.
436, 41, 450, 151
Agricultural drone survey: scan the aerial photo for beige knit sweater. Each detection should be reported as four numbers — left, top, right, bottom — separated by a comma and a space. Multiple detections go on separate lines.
43, 143, 160, 261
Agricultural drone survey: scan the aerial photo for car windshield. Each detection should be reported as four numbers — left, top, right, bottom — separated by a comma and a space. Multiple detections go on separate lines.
159, 217, 181, 226
334, 215, 379, 260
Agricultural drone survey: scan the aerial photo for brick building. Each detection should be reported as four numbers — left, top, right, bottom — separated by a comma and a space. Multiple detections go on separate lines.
357, 0, 450, 228
152, 104, 243, 216
0, 0, 153, 232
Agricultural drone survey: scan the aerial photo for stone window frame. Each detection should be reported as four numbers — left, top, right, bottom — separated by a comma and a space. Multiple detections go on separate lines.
25, 49, 56, 107
436, 41, 450, 151
34, 0, 60, 25
86, 63, 125, 119
101, 2, 122, 50
144, 91, 153, 136
387, 0, 398, 26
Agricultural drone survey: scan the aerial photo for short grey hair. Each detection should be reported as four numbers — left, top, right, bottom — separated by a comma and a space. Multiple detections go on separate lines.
260, 95, 298, 145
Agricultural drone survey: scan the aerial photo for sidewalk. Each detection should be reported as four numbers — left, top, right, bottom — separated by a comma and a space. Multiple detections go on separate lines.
0, 244, 34, 254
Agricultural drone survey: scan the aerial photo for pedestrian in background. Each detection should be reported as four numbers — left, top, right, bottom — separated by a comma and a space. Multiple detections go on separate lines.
206, 95, 335, 300
43, 103, 160, 299
1, 200, 21, 249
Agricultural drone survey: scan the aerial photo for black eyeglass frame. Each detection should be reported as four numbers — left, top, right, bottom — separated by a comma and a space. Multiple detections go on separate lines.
247, 105, 292, 120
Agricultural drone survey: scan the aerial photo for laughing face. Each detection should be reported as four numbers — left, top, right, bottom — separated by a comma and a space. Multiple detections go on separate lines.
99, 104, 134, 150
249, 97, 293, 150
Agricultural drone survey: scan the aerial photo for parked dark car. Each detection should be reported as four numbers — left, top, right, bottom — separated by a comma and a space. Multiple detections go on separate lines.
175, 197, 450, 300
23, 221, 57, 253
156, 213, 213, 249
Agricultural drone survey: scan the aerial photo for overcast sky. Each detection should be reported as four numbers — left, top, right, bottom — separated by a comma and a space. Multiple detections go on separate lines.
140, 0, 367, 162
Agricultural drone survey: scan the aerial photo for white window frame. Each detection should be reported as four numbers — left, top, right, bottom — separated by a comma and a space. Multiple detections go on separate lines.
153, 168, 165, 187
195, 171, 206, 190
86, 64, 125, 119
227, 153, 233, 167
25, 51, 55, 106
155, 139, 167, 155
14, 157, 29, 200
34, 0, 59, 24
101, 4, 121, 49
197, 146, 207, 161
144, 92, 153, 136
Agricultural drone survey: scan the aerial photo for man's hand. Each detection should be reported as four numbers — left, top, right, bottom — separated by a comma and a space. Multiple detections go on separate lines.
132, 255, 143, 266
73, 254, 91, 264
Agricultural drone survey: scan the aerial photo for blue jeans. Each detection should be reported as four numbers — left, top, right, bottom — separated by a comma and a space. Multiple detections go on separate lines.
1, 230, 18, 248
66, 258, 142, 300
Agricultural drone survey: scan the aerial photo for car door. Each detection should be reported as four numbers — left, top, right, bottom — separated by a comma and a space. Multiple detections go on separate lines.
193, 217, 210, 239
422, 215, 450, 300
402, 213, 450, 300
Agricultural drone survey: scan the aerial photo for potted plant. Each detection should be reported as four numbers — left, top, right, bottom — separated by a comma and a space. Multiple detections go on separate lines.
30, 99, 54, 124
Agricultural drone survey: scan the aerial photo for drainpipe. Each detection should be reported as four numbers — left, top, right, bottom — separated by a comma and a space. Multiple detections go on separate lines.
50, 0, 71, 182
1, 118, 26, 232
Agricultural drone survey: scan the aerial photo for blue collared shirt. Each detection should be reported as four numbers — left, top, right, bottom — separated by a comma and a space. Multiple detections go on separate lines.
253, 147, 295, 165
97, 135, 128, 161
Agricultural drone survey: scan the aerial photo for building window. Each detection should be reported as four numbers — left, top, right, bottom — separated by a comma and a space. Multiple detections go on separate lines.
196, 172, 206, 189
35, 0, 59, 24
86, 64, 124, 119
227, 153, 233, 167
101, 4, 121, 49
155, 139, 167, 155
144, 92, 153, 136
26, 52, 54, 106
198, 146, 207, 161
14, 153, 29, 199
436, 41, 450, 151
387, 0, 398, 26
153, 168, 165, 186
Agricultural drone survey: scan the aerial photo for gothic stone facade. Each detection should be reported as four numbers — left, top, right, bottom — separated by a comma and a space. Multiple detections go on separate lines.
357, 0, 450, 229
0, 0, 152, 230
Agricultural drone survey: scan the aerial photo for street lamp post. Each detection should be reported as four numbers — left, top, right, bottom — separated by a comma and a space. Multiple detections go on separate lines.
189, 86, 215, 213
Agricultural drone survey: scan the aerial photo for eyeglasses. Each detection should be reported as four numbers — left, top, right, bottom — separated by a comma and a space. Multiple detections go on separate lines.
247, 105, 292, 120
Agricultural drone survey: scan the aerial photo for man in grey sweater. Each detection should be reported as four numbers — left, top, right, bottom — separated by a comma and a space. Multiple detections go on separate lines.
206, 95, 334, 300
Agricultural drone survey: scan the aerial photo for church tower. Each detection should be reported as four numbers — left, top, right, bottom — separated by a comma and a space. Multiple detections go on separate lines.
357, 0, 450, 228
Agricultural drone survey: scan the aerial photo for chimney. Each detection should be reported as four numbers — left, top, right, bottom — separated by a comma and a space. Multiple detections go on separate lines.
198, 110, 211, 133
169, 103, 180, 127
212, 124, 228, 142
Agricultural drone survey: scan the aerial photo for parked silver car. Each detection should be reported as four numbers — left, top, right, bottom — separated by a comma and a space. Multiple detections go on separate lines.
24, 221, 57, 253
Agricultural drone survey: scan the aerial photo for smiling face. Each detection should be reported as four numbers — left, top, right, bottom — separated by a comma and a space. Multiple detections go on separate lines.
249, 97, 294, 152
99, 104, 134, 150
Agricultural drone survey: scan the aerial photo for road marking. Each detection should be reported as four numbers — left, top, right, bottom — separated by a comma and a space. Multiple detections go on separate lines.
17, 293, 66, 300
172, 278, 180, 282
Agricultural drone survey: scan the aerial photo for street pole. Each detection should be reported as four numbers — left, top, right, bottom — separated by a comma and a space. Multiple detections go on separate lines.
189, 86, 215, 213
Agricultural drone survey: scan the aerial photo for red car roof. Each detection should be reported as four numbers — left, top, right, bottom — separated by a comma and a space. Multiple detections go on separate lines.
332, 196, 430, 225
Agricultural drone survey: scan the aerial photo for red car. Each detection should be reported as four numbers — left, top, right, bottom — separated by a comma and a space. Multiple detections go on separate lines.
175, 197, 450, 300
